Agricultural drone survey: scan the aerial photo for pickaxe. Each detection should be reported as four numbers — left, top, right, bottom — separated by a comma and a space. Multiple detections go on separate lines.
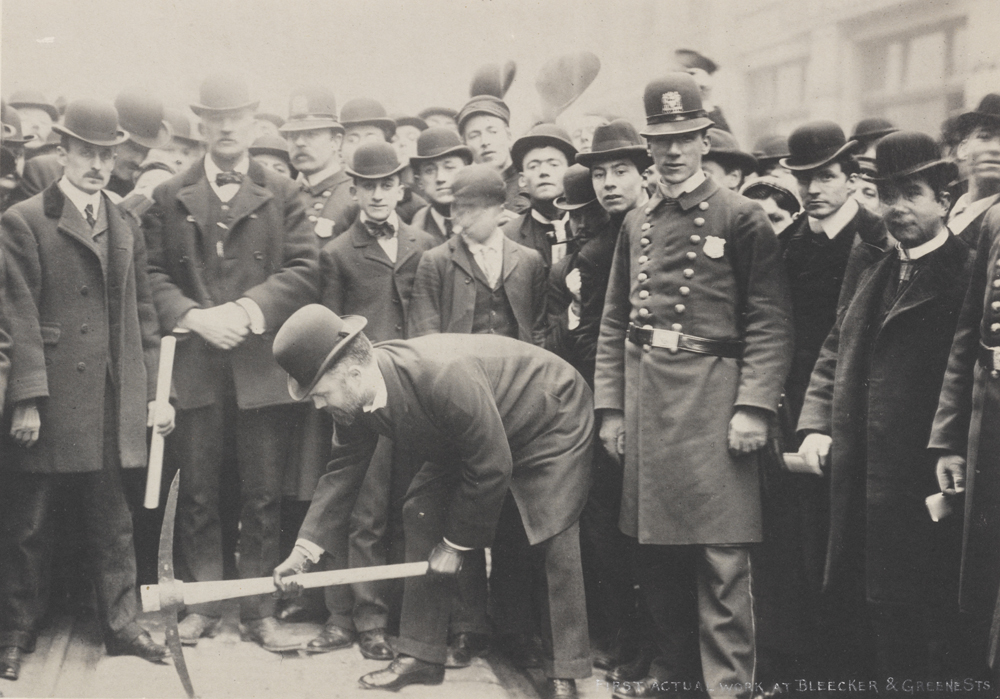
143, 472, 428, 698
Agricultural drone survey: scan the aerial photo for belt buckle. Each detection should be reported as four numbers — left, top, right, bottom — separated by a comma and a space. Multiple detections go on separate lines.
651, 328, 680, 353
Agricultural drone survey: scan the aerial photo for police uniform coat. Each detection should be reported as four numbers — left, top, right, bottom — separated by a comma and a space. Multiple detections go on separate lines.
299, 169, 356, 243
1, 183, 159, 472
594, 176, 793, 545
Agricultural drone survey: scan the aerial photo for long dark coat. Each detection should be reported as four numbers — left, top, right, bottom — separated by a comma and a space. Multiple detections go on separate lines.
1, 184, 160, 472
0, 252, 12, 403
594, 177, 793, 545
799, 233, 972, 605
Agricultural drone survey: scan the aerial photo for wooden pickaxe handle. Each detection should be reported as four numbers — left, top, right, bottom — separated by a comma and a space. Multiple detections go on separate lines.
144, 335, 177, 509
141, 561, 429, 612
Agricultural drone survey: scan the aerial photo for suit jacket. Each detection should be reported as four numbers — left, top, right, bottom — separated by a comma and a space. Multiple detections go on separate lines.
798, 234, 971, 605
299, 334, 594, 552
408, 234, 546, 345
320, 217, 437, 343
502, 209, 573, 269
410, 205, 450, 245
143, 158, 318, 410
1, 183, 160, 472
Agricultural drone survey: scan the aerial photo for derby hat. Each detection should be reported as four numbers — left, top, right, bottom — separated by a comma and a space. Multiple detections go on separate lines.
871, 130, 953, 183
340, 98, 396, 139
705, 128, 758, 174
8, 91, 59, 122
346, 140, 407, 180
52, 99, 129, 147
780, 120, 858, 171
281, 86, 343, 133
450, 164, 507, 206
395, 115, 428, 132
510, 123, 577, 172
457, 95, 511, 133
850, 117, 897, 146
273, 305, 369, 401
115, 90, 172, 150
409, 127, 473, 165
752, 134, 789, 163
955, 93, 1000, 137
163, 108, 204, 146
249, 134, 291, 160
419, 106, 458, 122
640, 73, 714, 137
675, 49, 718, 75
576, 119, 652, 170
554, 164, 598, 210
190, 74, 259, 116
1, 100, 36, 145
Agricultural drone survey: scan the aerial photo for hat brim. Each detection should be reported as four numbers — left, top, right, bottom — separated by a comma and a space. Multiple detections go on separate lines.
553, 195, 598, 211
345, 161, 409, 180
869, 159, 954, 183
249, 146, 290, 161
10, 102, 60, 122
418, 107, 458, 121
511, 135, 578, 172
396, 117, 428, 131
172, 134, 205, 147
576, 145, 652, 171
641, 116, 714, 137
853, 127, 897, 144
189, 100, 260, 117
280, 118, 345, 134
1, 130, 36, 146
705, 150, 758, 175
287, 315, 368, 401
129, 121, 173, 150
954, 111, 1000, 137
409, 144, 474, 166
52, 123, 130, 147
740, 179, 801, 212
780, 140, 859, 171
342, 118, 397, 138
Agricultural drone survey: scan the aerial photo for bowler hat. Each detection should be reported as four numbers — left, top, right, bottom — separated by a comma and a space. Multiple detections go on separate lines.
115, 90, 172, 149
457, 96, 511, 133
340, 98, 396, 139
640, 73, 714, 137
850, 117, 897, 146
52, 99, 129, 147
281, 86, 343, 134
249, 134, 291, 161
780, 121, 858, 171
955, 93, 1000, 137
8, 91, 59, 122
510, 123, 577, 172
705, 128, 757, 174
752, 134, 789, 165
675, 49, 718, 75
190, 74, 259, 116
409, 127, 473, 166
395, 115, 428, 132
346, 141, 407, 180
450, 164, 506, 206
576, 119, 651, 170
419, 106, 458, 123
163, 108, 204, 146
871, 131, 952, 183
554, 164, 598, 211
273, 305, 369, 401
1, 100, 36, 145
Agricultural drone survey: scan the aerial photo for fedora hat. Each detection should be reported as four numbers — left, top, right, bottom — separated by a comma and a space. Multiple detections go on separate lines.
510, 123, 577, 172
554, 164, 598, 211
190, 74, 259, 116
281, 86, 343, 134
871, 130, 953, 183
780, 121, 858, 171
705, 128, 757, 174
955, 93, 1000, 137
576, 119, 651, 170
450, 164, 507, 206
52, 99, 129, 147
163, 107, 204, 146
273, 305, 369, 401
675, 49, 718, 75
640, 73, 714, 137
115, 90, 172, 150
8, 90, 59, 122
346, 140, 407, 180
409, 127, 473, 166
1, 100, 36, 146
850, 117, 897, 146
340, 98, 396, 139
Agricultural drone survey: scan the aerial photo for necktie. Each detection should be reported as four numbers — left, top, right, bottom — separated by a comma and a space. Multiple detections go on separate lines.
216, 171, 244, 187
444, 217, 454, 238
84, 203, 96, 228
478, 247, 500, 288
365, 219, 395, 239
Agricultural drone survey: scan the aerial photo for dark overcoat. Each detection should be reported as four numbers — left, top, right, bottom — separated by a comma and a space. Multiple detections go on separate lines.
0, 251, 15, 407
799, 234, 971, 604
594, 177, 793, 545
407, 234, 546, 345
142, 159, 318, 411
1, 184, 159, 472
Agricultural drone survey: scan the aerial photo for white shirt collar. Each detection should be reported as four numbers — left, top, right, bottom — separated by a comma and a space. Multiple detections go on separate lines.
463, 227, 505, 256
359, 210, 400, 237
808, 196, 859, 239
657, 169, 706, 199
363, 370, 388, 413
57, 177, 102, 218
299, 161, 343, 189
947, 192, 1000, 236
899, 226, 950, 261
530, 208, 568, 226
204, 153, 250, 180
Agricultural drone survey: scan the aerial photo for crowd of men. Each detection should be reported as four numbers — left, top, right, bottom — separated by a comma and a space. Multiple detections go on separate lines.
1, 46, 1000, 699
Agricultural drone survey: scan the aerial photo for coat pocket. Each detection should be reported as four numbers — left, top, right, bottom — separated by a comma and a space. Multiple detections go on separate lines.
40, 322, 62, 346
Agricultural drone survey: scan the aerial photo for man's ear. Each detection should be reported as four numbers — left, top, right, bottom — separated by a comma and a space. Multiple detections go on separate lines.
350, 184, 357, 200
518, 173, 527, 189
936, 190, 951, 213
846, 173, 861, 194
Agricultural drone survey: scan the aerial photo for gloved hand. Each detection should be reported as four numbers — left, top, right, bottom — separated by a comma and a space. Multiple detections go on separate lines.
427, 540, 465, 577
272, 545, 315, 598
936, 454, 967, 496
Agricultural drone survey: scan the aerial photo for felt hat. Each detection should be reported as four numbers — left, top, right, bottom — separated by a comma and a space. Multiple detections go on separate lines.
576, 119, 651, 170
340, 98, 396, 139
457, 95, 511, 133
554, 164, 598, 210
450, 164, 506, 206
955, 93, 1000, 137
640, 73, 714, 137
249, 134, 291, 161
871, 130, 952, 182
346, 140, 407, 180
115, 90, 172, 149
705, 128, 757, 174
418, 106, 458, 122
1, 100, 36, 145
780, 121, 858, 171
395, 115, 428, 132
163, 108, 204, 146
273, 305, 368, 401
52, 99, 129, 147
190, 74, 259, 116
8, 91, 59, 121
510, 123, 577, 172
675, 49, 718, 75
740, 176, 801, 214
409, 127, 473, 165
281, 87, 343, 133
751, 134, 789, 170
850, 117, 898, 146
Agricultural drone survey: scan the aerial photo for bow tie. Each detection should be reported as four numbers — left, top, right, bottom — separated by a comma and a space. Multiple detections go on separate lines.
365, 219, 395, 239
216, 171, 244, 187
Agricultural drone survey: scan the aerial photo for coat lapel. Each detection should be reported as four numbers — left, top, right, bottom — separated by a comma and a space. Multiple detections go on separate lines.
351, 221, 394, 269
225, 163, 274, 231
882, 237, 961, 328
104, 193, 135, 289
176, 161, 212, 235
501, 239, 530, 335
448, 237, 476, 333
50, 186, 101, 261
394, 225, 419, 272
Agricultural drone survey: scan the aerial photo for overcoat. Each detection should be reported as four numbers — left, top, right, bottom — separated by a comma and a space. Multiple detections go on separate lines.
1, 183, 159, 472
929, 208, 1000, 617
0, 251, 16, 408
299, 334, 594, 552
593, 177, 792, 545
798, 234, 971, 604
142, 159, 318, 411
407, 234, 546, 345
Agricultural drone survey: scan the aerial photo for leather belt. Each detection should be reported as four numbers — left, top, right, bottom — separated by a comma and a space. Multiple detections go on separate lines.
978, 343, 1000, 378
627, 323, 744, 358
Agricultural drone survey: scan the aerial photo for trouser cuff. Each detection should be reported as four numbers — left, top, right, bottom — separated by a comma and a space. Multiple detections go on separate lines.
393, 634, 447, 665
325, 612, 356, 632
0, 630, 36, 652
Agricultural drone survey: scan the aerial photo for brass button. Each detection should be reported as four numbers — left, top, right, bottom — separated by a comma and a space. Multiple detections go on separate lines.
640, 237, 650, 246
993, 323, 1000, 333
638, 308, 650, 317
671, 323, 682, 331
994, 279, 1000, 289
322, 190, 332, 197
699, 201, 709, 210
686, 251, 697, 260
80, 324, 89, 334
690, 234, 701, 244
674, 304, 686, 314
464, 277, 472, 284
694, 217, 705, 227
641, 223, 651, 230
77, 362, 86, 372
638, 255, 648, 264
679, 286, 690, 296
638, 273, 648, 282
645, 207, 652, 214
313, 202, 323, 210
683, 268, 694, 278
396, 324, 403, 331
221, 204, 230, 212
639, 290, 650, 299
309, 215, 318, 222
992, 301, 1000, 312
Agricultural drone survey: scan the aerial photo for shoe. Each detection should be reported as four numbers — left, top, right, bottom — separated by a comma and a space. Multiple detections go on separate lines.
496, 633, 543, 669
359, 655, 445, 691
593, 647, 618, 672
0, 647, 21, 681
105, 631, 168, 663
242, 617, 304, 653
358, 629, 394, 660
305, 622, 355, 653
612, 676, 672, 698
445, 632, 490, 668
547, 678, 578, 698
607, 646, 656, 682
177, 613, 221, 646
275, 596, 328, 623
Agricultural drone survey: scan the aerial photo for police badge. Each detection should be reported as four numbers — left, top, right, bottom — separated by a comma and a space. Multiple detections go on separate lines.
314, 217, 335, 238
703, 236, 725, 259
661, 91, 683, 114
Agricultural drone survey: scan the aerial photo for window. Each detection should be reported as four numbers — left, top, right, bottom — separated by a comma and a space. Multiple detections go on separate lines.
746, 59, 808, 146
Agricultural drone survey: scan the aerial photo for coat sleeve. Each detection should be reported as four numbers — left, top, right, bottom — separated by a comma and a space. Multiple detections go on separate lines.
319, 243, 345, 315
407, 252, 443, 337
593, 211, 634, 412
0, 251, 13, 411
544, 256, 574, 357
796, 313, 841, 437
528, 250, 548, 348
129, 214, 162, 400
143, 187, 201, 332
